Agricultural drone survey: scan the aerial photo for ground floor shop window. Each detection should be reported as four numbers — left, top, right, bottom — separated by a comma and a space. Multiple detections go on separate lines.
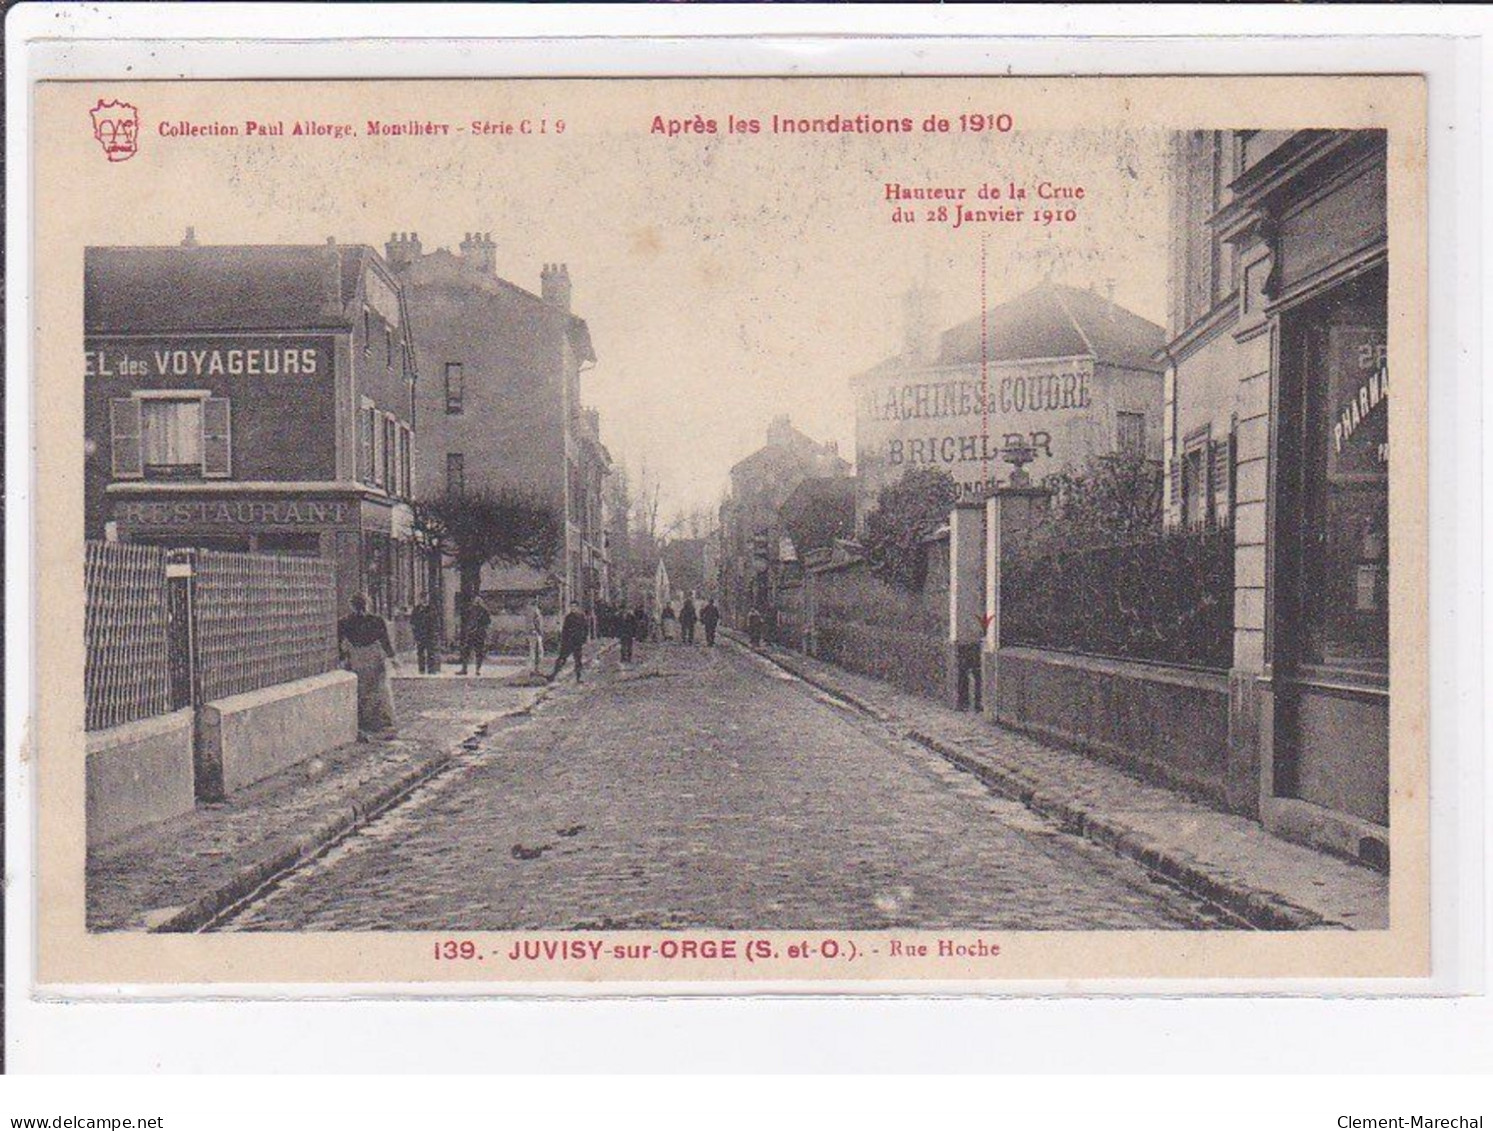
1290, 269, 1388, 679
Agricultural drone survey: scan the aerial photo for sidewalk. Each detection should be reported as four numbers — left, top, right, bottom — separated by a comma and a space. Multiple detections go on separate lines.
741, 636, 1388, 930
87, 676, 551, 932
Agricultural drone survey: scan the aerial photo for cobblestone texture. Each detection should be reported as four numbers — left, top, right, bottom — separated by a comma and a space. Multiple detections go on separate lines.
220, 640, 1229, 932
752, 640, 1389, 930
88, 676, 545, 931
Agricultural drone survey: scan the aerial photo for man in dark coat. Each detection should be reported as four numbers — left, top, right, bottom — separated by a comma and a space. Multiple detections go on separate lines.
700, 597, 721, 646
618, 600, 637, 664
746, 607, 764, 647
679, 597, 698, 645
411, 598, 441, 674
549, 600, 590, 683
457, 595, 492, 676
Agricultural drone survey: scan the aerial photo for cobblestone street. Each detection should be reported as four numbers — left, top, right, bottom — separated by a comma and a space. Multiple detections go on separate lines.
219, 640, 1233, 931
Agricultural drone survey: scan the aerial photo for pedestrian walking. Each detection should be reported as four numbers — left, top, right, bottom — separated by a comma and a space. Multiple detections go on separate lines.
527, 599, 546, 673
411, 597, 441, 675
746, 607, 764, 648
338, 595, 398, 740
549, 600, 590, 683
618, 601, 637, 664
700, 597, 720, 646
457, 594, 492, 676
661, 602, 678, 643
679, 596, 697, 645
632, 604, 649, 652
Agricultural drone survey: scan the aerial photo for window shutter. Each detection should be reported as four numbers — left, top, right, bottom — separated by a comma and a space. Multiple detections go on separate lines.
109, 398, 143, 478
365, 408, 379, 486
401, 424, 413, 498
1209, 437, 1231, 524
202, 397, 232, 478
358, 400, 374, 482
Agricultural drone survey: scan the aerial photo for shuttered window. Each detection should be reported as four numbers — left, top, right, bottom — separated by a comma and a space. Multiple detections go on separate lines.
202, 397, 232, 478
371, 407, 385, 487
358, 399, 375, 482
109, 397, 143, 478
400, 424, 414, 498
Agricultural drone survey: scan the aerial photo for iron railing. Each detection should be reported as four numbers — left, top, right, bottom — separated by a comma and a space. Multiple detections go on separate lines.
84, 542, 174, 731
84, 542, 340, 730
194, 549, 339, 703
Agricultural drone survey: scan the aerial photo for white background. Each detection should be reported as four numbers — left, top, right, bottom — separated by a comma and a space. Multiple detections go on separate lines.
4, 2, 1488, 1091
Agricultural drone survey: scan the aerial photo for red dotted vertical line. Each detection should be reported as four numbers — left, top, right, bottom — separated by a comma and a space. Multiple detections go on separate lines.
980, 238, 990, 494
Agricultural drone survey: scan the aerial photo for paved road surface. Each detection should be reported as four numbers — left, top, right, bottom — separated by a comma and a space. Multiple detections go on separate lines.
219, 639, 1231, 931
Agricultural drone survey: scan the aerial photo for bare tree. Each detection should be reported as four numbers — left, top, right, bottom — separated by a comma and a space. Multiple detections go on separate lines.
413, 488, 563, 604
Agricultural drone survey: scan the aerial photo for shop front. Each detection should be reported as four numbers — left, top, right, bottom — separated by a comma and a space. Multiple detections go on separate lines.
1235, 131, 1391, 856
1269, 265, 1389, 832
107, 484, 419, 646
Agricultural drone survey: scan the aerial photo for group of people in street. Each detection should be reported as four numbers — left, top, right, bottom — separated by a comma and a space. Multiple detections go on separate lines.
339, 587, 734, 739
618, 595, 720, 663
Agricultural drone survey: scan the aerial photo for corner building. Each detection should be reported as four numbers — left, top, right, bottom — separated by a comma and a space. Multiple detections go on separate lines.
84, 237, 422, 643
1164, 130, 1389, 862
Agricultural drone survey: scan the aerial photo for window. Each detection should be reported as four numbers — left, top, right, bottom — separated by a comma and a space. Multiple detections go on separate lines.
1288, 271, 1388, 675
363, 308, 372, 352
1181, 427, 1211, 529
372, 407, 386, 487
109, 394, 231, 479
445, 362, 464, 415
1116, 412, 1147, 458
385, 327, 394, 369
142, 398, 203, 474
382, 414, 397, 492
446, 452, 465, 495
400, 424, 414, 498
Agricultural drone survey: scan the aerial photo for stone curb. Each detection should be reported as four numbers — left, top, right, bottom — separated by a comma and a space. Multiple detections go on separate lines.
150, 686, 556, 934
746, 640, 1337, 932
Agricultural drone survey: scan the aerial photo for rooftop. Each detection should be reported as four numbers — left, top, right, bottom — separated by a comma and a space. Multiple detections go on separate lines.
854, 282, 1166, 384
86, 242, 376, 334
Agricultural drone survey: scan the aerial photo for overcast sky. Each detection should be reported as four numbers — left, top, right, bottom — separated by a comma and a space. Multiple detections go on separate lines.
58, 80, 1173, 521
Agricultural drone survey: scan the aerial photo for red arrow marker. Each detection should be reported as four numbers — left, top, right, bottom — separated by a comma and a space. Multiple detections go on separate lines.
980, 613, 996, 630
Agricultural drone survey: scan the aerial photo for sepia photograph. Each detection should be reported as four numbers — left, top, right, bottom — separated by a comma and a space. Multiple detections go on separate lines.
30, 75, 1427, 985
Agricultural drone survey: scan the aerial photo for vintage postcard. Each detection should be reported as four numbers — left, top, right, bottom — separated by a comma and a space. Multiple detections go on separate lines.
30, 73, 1428, 989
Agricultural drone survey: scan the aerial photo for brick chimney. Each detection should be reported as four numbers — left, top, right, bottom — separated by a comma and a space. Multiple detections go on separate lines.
181, 226, 199, 247
320, 236, 343, 321
541, 262, 572, 312
459, 231, 496, 274
385, 231, 422, 271
767, 414, 793, 448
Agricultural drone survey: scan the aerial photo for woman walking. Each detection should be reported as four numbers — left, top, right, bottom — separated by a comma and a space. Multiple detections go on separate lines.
661, 602, 678, 643
338, 595, 397, 740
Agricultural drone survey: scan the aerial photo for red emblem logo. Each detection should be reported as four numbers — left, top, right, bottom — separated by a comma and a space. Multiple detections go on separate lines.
90, 99, 140, 162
